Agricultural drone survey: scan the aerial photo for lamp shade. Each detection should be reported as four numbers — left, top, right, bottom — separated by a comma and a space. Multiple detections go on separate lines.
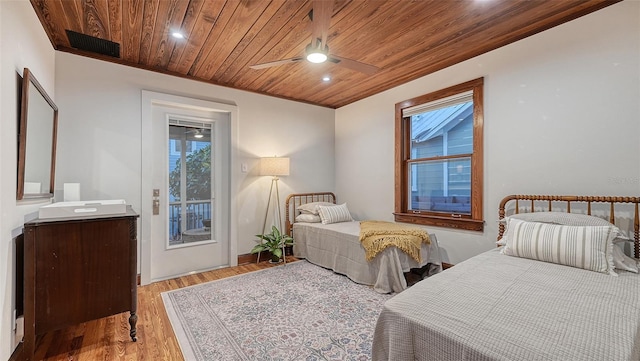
260, 157, 290, 176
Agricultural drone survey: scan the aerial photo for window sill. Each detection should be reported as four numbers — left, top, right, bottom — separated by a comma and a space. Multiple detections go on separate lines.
394, 212, 484, 231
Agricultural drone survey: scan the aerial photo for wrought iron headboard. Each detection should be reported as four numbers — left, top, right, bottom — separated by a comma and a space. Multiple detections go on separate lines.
285, 192, 336, 236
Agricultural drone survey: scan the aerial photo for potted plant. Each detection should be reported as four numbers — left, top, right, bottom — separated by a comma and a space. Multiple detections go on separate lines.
251, 226, 294, 263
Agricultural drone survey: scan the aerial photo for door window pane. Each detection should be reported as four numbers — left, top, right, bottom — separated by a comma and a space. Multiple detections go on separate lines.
168, 125, 213, 246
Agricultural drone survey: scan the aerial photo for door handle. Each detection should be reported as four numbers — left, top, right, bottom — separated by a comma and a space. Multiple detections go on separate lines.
152, 189, 160, 215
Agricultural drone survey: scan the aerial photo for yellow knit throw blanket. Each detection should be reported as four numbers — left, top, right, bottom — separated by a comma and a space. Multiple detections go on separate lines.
359, 220, 431, 263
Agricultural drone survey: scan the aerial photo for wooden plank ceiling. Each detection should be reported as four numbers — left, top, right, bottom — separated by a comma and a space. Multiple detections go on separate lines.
31, 0, 619, 109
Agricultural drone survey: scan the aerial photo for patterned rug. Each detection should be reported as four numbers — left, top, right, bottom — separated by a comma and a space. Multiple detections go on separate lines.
161, 261, 393, 361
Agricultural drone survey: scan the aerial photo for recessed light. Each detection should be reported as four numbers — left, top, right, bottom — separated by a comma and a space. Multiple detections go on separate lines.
322, 76, 331, 82
172, 31, 185, 39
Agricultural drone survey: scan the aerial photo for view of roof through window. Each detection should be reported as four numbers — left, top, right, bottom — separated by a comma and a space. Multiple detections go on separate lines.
411, 102, 473, 143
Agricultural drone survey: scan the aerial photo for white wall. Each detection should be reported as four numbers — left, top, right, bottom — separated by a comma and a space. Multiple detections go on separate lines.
335, 2, 640, 264
54, 52, 335, 267
2, 2, 637, 358
0, 0, 56, 358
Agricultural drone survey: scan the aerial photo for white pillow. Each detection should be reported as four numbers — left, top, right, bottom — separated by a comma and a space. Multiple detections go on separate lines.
295, 214, 321, 223
298, 202, 336, 215
498, 221, 636, 273
501, 211, 629, 242
318, 203, 353, 224
502, 218, 616, 275
505, 211, 615, 226
612, 244, 639, 273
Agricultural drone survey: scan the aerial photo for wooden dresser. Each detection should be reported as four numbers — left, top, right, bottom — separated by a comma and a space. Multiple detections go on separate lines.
22, 208, 139, 360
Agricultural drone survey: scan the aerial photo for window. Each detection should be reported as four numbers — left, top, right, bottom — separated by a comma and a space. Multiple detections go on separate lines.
394, 78, 484, 231
167, 121, 214, 246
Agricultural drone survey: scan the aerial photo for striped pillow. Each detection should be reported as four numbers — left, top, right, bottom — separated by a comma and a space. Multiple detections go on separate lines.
502, 218, 616, 275
504, 211, 629, 242
318, 203, 353, 224
507, 211, 616, 226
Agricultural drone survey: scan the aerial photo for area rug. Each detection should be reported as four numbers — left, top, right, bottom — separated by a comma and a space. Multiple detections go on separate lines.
161, 260, 393, 361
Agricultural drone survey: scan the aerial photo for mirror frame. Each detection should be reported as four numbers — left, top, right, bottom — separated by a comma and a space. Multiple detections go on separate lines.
17, 68, 58, 200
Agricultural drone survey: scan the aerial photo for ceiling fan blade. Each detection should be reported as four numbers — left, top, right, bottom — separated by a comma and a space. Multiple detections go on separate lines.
311, 0, 333, 49
249, 57, 305, 70
328, 55, 379, 75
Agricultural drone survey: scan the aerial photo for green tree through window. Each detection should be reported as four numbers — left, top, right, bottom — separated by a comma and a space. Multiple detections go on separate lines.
169, 144, 211, 201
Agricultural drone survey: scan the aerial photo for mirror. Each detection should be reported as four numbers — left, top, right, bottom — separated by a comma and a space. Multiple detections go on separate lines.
17, 68, 58, 200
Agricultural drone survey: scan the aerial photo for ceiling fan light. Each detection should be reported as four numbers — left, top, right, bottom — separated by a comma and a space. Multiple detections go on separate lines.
307, 51, 328, 63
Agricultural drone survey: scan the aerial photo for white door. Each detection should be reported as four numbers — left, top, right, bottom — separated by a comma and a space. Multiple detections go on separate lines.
141, 91, 238, 284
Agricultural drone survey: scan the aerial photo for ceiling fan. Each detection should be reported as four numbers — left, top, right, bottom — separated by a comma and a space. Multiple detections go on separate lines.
249, 0, 379, 75
180, 127, 209, 139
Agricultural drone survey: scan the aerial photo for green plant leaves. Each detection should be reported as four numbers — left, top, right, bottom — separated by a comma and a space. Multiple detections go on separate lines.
250, 244, 267, 254
251, 226, 294, 255
169, 144, 211, 201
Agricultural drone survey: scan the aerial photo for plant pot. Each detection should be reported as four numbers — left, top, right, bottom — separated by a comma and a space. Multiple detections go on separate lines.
270, 254, 282, 264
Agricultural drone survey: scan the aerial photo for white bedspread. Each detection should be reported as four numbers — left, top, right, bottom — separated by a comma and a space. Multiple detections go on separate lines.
293, 221, 441, 293
373, 248, 640, 361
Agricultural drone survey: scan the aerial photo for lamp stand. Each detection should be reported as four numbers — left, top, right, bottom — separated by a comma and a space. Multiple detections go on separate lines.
257, 176, 286, 264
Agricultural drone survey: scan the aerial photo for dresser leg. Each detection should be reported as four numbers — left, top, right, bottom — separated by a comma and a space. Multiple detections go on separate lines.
129, 311, 138, 341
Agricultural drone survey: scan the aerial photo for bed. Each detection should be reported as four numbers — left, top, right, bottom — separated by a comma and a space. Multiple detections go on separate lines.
285, 192, 442, 293
373, 194, 640, 361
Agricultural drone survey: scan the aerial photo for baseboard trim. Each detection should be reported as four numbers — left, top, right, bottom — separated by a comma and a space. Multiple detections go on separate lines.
238, 246, 293, 265
237, 251, 272, 265
237, 252, 260, 265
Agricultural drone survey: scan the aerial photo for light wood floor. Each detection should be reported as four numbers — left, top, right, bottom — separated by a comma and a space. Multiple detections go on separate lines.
20, 257, 298, 361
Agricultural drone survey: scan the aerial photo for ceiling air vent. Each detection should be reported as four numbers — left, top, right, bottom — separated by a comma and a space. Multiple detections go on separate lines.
65, 30, 120, 58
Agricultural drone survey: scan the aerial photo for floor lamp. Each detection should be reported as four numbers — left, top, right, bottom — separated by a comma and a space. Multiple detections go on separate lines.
257, 156, 290, 264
